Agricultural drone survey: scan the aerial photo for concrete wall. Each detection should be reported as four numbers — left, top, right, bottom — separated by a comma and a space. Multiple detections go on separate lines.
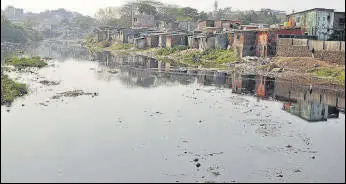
166, 34, 187, 48
206, 37, 215, 49
226, 32, 233, 47
215, 34, 228, 49
198, 37, 207, 50
159, 34, 167, 48
147, 35, 159, 48
324, 41, 342, 51
276, 38, 345, 64
188, 36, 199, 49
96, 31, 107, 42
178, 21, 198, 32
334, 12, 346, 30
135, 38, 147, 49
197, 21, 207, 31
308, 40, 324, 50
232, 31, 257, 57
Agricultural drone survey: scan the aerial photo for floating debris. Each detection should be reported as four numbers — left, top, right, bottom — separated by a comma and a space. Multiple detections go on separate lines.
39, 80, 60, 86
39, 102, 48, 106
51, 90, 98, 99
211, 171, 221, 176
108, 70, 119, 74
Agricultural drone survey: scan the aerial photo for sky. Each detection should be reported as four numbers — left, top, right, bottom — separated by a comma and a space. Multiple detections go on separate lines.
1, 0, 345, 17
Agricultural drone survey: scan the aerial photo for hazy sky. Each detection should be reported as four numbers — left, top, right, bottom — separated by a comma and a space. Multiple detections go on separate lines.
1, 0, 345, 17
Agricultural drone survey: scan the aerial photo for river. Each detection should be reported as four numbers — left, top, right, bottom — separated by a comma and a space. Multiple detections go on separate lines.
1, 41, 345, 183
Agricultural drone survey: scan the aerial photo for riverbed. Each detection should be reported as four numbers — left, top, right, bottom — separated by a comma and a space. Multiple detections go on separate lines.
1, 42, 345, 183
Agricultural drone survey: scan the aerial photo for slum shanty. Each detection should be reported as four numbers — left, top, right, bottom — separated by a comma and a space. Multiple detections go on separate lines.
92, 9, 344, 61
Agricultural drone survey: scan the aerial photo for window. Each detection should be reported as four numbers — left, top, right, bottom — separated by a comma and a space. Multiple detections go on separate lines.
323, 17, 326, 21
134, 18, 137, 22
237, 35, 240, 40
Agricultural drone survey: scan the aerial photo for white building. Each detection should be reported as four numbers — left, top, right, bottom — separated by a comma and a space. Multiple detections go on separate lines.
287, 8, 336, 40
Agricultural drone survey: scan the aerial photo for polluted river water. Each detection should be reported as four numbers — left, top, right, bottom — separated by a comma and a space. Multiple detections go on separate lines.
1, 42, 345, 183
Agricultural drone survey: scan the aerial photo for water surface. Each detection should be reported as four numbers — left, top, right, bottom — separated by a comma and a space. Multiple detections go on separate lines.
1, 42, 345, 183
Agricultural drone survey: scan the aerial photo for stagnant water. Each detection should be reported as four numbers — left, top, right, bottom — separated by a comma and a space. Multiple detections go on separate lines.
1, 42, 345, 182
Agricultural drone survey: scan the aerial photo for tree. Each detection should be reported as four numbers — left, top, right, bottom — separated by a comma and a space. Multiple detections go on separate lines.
23, 17, 39, 29
137, 1, 158, 15
1, 15, 35, 42
182, 7, 199, 21
198, 11, 208, 21
95, 7, 121, 26
217, 7, 232, 19
72, 15, 96, 30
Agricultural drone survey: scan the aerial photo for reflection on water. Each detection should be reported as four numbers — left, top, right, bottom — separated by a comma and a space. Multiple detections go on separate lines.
2, 41, 345, 113
94, 51, 345, 113
1, 40, 90, 61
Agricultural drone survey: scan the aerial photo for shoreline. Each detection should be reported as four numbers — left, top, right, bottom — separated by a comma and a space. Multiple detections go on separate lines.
100, 45, 345, 89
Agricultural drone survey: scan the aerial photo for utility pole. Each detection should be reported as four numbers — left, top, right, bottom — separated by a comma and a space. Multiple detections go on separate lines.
213, 0, 218, 20
131, 3, 134, 28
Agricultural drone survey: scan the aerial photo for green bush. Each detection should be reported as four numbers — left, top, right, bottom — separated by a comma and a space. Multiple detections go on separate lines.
5, 56, 47, 68
1, 71, 28, 105
172, 49, 237, 68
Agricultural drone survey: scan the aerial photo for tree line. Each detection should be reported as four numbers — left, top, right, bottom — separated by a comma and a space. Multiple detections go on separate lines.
94, 0, 283, 27
1, 14, 43, 43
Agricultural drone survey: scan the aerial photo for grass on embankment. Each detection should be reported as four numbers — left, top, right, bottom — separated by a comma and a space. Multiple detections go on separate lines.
153, 47, 238, 68
105, 43, 136, 56
310, 67, 345, 85
4, 56, 47, 69
1, 69, 28, 105
107, 43, 135, 50
82, 36, 104, 53
153, 46, 188, 56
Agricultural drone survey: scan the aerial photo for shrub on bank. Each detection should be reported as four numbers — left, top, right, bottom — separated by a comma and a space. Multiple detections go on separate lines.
1, 71, 28, 105
172, 49, 238, 68
4, 56, 47, 68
